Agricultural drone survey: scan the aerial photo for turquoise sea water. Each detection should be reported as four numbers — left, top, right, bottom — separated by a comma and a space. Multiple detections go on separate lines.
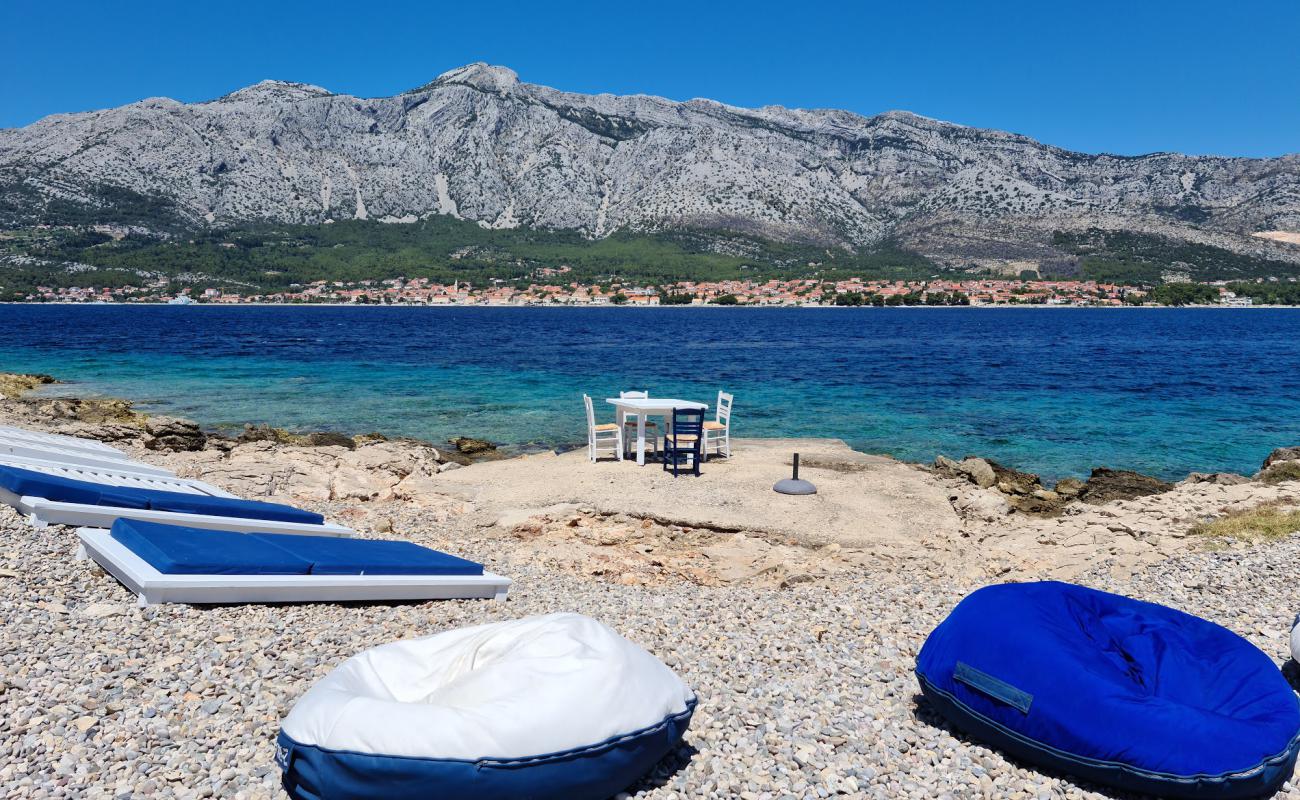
2, 305, 1298, 481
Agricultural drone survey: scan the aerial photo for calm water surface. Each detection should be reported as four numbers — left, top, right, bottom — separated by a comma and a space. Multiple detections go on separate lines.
2, 305, 1297, 481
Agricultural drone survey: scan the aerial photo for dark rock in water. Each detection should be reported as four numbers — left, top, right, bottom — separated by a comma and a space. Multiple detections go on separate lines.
354, 431, 389, 444
986, 460, 1042, 497
1053, 477, 1085, 498
450, 436, 497, 455
1080, 468, 1173, 504
143, 416, 207, 452
1262, 446, 1300, 470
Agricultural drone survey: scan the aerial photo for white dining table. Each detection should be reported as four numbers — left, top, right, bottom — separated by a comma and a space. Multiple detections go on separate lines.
605, 397, 708, 466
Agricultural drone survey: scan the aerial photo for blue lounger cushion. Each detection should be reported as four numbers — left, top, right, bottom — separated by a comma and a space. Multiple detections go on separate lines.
112, 519, 313, 575
252, 533, 483, 576
141, 489, 324, 525
916, 581, 1300, 799
0, 465, 324, 524
111, 519, 484, 577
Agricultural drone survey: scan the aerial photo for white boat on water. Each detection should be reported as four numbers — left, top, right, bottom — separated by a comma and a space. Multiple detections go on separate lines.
167, 296, 195, 305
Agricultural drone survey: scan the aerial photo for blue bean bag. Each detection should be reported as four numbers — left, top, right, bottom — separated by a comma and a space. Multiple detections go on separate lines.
917, 582, 1300, 798
277, 613, 695, 800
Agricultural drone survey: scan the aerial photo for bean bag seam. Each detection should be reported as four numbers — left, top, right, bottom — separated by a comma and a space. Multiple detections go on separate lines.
282, 697, 697, 768
916, 670, 1300, 784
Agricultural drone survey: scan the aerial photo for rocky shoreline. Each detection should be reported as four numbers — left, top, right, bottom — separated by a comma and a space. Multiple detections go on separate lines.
3, 372, 1300, 798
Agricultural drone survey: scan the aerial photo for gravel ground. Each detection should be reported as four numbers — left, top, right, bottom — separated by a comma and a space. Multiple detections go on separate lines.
2, 500, 1298, 800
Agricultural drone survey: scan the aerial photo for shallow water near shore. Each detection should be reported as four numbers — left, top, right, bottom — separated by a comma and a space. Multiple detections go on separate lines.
2, 305, 1299, 481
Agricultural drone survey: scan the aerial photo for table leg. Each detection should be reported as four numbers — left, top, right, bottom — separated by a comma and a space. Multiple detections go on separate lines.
637, 414, 647, 466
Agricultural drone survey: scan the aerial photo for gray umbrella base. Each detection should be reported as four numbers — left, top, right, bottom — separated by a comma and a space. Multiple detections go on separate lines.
773, 478, 817, 495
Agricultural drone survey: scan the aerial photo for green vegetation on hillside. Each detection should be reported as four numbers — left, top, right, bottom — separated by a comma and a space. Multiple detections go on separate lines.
1052, 229, 1300, 284
0, 215, 938, 295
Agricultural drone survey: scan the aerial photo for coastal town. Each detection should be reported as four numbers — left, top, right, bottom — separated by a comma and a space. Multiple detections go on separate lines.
11, 273, 1269, 306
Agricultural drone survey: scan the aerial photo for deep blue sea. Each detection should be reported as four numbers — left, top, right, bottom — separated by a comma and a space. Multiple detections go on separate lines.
2, 305, 1298, 481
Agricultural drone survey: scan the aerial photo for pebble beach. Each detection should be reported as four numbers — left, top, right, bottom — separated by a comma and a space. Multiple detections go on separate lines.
4, 497, 1300, 799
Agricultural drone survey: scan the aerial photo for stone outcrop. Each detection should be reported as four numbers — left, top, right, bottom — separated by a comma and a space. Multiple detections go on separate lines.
0, 373, 55, 400
939, 454, 1177, 516
1257, 446, 1300, 484
448, 436, 497, 456
30, 396, 143, 426
169, 439, 451, 506
1262, 446, 1300, 470
142, 416, 207, 452
934, 456, 995, 488
1079, 468, 1174, 505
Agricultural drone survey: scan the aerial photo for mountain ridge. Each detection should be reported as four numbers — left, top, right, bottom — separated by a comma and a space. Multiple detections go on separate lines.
2, 62, 1299, 272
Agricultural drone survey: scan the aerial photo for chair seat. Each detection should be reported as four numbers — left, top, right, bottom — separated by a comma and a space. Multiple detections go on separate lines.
623, 420, 658, 428
702, 421, 726, 430
667, 434, 699, 444
592, 423, 619, 432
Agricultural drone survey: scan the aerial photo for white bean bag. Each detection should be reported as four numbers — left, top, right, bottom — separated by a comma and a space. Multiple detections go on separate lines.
1292, 613, 1300, 664
277, 613, 696, 800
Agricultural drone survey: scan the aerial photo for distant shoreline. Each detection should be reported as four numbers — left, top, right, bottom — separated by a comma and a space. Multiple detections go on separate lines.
3, 302, 1298, 310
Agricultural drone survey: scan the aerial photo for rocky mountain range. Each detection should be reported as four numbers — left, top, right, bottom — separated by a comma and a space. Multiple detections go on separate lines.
3, 63, 1299, 269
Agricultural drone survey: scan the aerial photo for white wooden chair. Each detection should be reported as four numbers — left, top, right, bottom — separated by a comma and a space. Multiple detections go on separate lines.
702, 391, 733, 461
584, 395, 623, 462
618, 390, 658, 457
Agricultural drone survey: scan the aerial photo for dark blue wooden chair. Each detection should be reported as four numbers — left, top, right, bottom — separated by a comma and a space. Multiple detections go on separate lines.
663, 408, 705, 477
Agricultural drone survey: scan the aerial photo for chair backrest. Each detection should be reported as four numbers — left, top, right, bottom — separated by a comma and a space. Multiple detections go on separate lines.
620, 390, 649, 399
583, 394, 596, 429
672, 407, 705, 438
716, 391, 733, 424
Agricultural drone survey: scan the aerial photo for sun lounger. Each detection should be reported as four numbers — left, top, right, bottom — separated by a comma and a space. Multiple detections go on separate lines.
0, 435, 174, 477
0, 424, 130, 456
0, 464, 353, 536
0, 454, 234, 495
77, 520, 511, 606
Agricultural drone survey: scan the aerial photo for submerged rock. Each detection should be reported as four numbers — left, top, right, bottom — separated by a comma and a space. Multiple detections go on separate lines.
1080, 468, 1173, 504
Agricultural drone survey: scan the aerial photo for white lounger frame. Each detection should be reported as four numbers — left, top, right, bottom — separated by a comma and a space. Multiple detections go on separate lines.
0, 484, 354, 536
0, 455, 233, 496
77, 528, 511, 606
0, 437, 174, 477
0, 425, 129, 456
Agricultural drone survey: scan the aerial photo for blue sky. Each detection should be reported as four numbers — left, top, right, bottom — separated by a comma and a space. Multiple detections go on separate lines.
2, 0, 1297, 157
